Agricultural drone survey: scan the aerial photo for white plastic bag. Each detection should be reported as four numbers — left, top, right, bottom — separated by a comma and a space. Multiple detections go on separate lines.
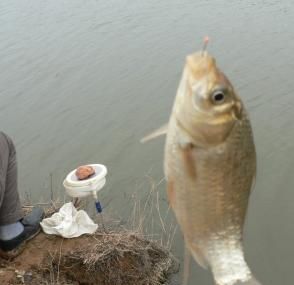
40, 202, 98, 238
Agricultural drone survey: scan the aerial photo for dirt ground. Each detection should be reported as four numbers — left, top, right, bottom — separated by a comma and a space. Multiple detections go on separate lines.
0, 230, 179, 285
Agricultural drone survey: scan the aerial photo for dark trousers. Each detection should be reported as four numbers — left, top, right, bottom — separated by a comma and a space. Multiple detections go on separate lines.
0, 132, 23, 225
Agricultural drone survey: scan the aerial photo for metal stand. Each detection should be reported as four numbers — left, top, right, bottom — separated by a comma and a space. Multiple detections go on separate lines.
93, 191, 107, 233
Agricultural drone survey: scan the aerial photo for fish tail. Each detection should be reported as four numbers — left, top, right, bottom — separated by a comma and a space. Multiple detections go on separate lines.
210, 245, 262, 285
214, 272, 262, 285
215, 276, 262, 285
233, 276, 262, 285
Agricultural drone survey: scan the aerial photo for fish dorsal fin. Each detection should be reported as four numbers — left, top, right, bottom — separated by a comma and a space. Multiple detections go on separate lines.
140, 124, 168, 143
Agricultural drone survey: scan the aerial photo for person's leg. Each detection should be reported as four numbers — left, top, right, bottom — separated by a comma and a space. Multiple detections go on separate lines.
0, 132, 23, 225
0, 132, 43, 256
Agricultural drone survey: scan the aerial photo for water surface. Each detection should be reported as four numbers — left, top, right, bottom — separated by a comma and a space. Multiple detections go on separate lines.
1, 1, 294, 284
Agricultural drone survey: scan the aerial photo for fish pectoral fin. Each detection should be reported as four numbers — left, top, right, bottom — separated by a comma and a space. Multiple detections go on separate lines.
140, 124, 168, 143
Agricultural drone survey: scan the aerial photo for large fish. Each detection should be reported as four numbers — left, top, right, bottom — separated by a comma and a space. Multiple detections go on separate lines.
143, 50, 261, 285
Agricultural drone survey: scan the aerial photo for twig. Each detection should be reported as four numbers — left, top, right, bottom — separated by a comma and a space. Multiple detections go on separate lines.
50, 173, 54, 203
156, 190, 166, 235
56, 238, 64, 284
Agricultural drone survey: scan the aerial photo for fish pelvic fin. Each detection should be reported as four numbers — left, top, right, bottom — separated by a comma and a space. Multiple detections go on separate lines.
182, 245, 191, 285
140, 124, 168, 143
187, 242, 208, 269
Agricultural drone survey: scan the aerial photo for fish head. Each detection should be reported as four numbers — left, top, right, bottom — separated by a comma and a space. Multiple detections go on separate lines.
174, 51, 243, 146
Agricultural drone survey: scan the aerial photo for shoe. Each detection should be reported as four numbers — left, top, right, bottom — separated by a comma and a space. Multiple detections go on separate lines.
21, 207, 44, 226
0, 207, 44, 259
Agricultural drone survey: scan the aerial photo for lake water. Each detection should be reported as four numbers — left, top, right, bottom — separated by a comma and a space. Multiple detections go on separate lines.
1, 0, 294, 284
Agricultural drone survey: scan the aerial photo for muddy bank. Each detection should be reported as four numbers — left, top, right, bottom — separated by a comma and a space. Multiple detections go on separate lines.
0, 229, 179, 285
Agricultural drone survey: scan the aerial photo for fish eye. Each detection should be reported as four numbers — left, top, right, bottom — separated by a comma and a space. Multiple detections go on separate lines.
211, 90, 226, 104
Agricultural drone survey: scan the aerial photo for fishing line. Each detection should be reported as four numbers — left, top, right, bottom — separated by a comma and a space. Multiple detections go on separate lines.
202, 36, 210, 97
201, 36, 210, 56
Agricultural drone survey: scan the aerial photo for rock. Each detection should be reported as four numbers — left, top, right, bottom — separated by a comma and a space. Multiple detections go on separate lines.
75, 165, 95, 180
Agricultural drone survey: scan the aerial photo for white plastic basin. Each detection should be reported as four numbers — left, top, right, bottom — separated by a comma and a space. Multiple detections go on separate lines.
63, 164, 107, 198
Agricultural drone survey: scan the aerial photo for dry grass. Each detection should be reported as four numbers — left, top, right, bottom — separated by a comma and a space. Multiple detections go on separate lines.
128, 175, 178, 251
5, 176, 179, 285
18, 229, 178, 285
57, 230, 177, 285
